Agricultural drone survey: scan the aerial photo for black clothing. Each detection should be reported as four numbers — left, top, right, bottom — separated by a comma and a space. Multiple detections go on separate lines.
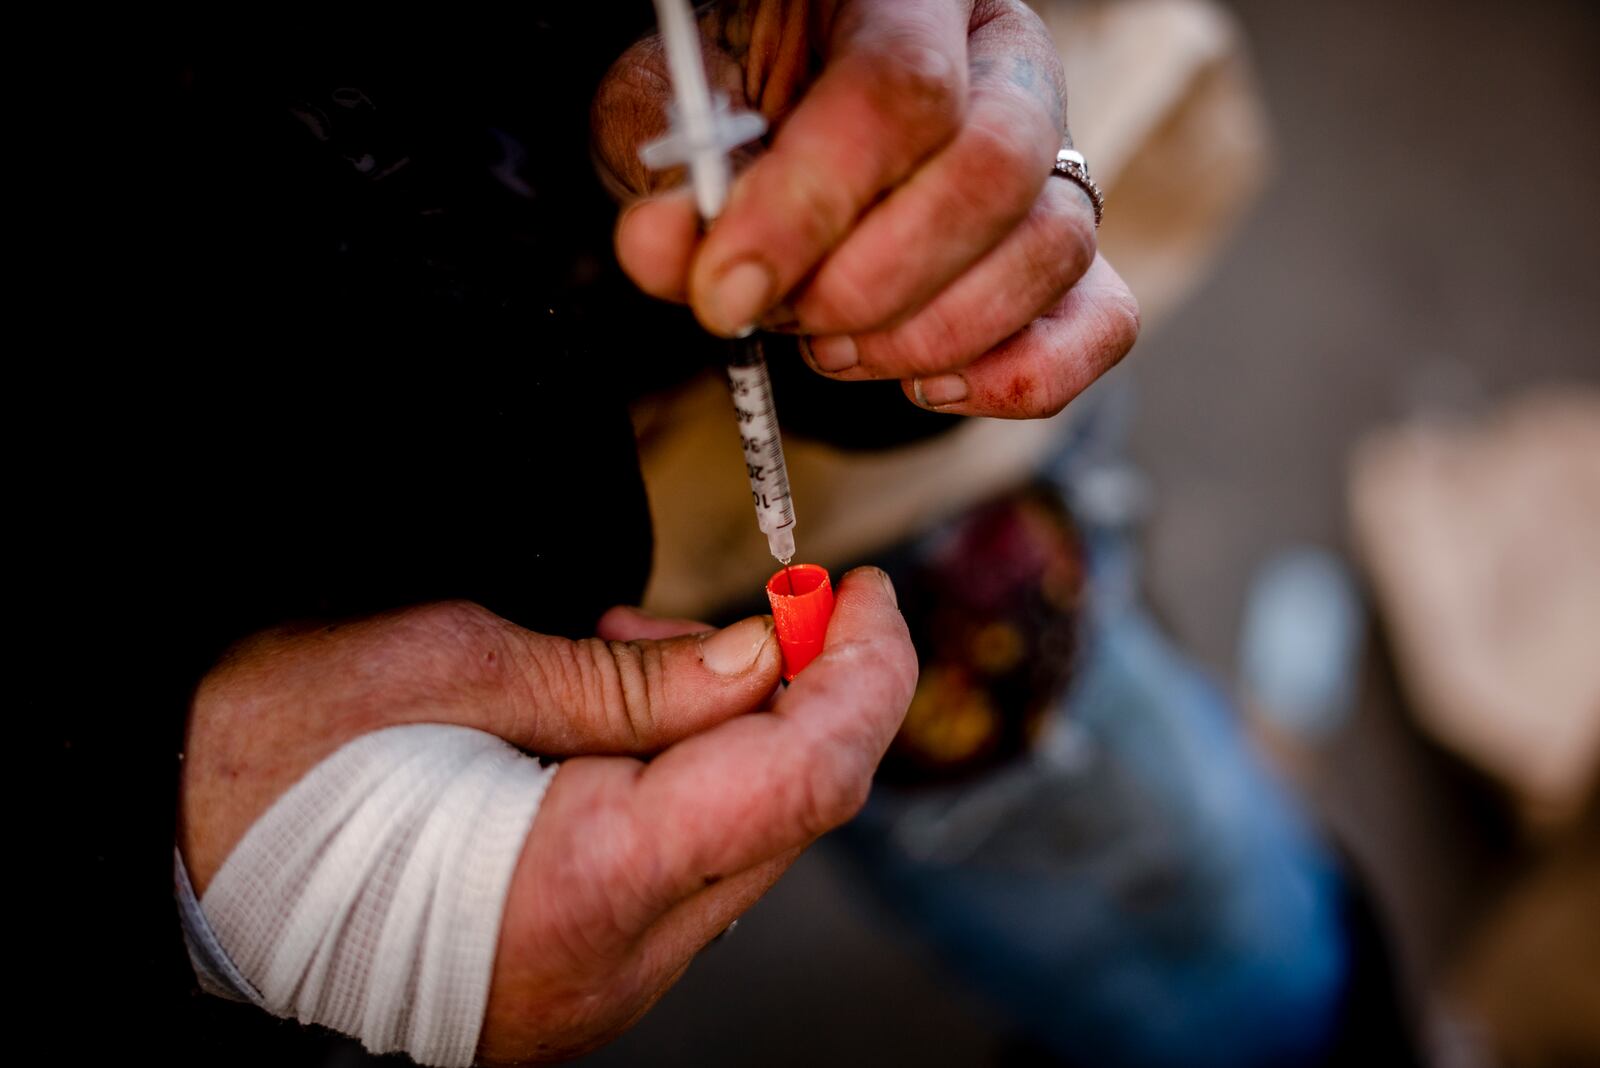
40, 23, 950, 1062
50, 28, 661, 1062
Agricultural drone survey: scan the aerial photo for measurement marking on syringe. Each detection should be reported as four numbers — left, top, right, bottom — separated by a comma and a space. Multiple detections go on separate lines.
727, 357, 797, 548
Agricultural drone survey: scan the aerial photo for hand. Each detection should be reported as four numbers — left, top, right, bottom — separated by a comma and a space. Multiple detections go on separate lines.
179, 568, 915, 1063
594, 0, 1139, 419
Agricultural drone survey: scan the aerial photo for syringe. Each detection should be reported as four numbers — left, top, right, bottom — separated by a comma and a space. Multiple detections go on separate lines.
725, 338, 797, 563
642, 0, 798, 565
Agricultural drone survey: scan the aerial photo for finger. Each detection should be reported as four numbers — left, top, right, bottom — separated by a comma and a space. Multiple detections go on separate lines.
495, 765, 793, 967
482, 569, 912, 1056
629, 849, 797, 989
602, 17, 750, 303
481, 758, 670, 1062
615, 188, 699, 303
803, 173, 1094, 380
595, 604, 712, 642
484, 814, 795, 1064
903, 254, 1140, 418
630, 568, 917, 900
639, 850, 798, 961
497, 614, 782, 755
794, 2, 1067, 339
686, 1, 973, 336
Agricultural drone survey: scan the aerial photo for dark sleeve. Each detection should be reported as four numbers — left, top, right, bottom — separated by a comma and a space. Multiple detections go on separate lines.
45, 24, 667, 1058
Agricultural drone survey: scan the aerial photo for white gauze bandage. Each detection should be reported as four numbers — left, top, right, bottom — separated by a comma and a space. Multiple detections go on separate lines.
182, 723, 556, 1066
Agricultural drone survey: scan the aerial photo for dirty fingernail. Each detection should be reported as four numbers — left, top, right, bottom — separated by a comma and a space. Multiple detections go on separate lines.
706, 259, 776, 337
913, 373, 967, 408
872, 568, 899, 608
807, 335, 859, 373
701, 616, 775, 676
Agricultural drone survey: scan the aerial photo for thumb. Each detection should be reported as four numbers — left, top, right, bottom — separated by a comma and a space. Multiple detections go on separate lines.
496, 614, 781, 755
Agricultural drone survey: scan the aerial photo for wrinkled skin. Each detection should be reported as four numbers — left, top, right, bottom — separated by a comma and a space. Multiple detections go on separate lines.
181, 0, 1141, 1060
180, 570, 915, 1063
596, 0, 1140, 419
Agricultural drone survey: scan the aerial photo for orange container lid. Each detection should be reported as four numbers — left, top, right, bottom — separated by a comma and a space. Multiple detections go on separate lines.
765, 564, 835, 681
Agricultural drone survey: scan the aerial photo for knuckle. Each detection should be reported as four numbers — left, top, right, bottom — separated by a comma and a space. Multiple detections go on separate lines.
409, 598, 497, 630
786, 643, 912, 836
592, 802, 658, 918
1040, 344, 1090, 418
873, 302, 967, 376
1102, 287, 1143, 355
1038, 186, 1098, 282
612, 639, 670, 747
958, 117, 1047, 213
803, 258, 890, 331
1075, 282, 1142, 382
321, 601, 510, 716
797, 743, 873, 838
523, 640, 608, 747
859, 39, 963, 145
564, 638, 666, 749
395, 600, 504, 655
879, 622, 922, 702
396, 600, 515, 687
552, 776, 659, 938
772, 159, 858, 257
973, 0, 1034, 26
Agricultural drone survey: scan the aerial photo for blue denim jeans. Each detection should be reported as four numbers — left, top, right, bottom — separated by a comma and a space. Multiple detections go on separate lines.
837, 454, 1350, 1067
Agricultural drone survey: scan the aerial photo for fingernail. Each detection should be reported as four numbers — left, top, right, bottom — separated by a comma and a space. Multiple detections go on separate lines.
706, 259, 776, 337
913, 373, 967, 408
806, 335, 859, 373
872, 568, 899, 608
701, 616, 775, 676
798, 335, 820, 370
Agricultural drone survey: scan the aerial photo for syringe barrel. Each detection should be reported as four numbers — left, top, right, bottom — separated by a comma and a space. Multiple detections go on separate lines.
724, 337, 797, 561
766, 526, 797, 565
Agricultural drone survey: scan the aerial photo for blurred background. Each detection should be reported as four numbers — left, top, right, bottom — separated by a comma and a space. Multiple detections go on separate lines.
576, 1, 1600, 1065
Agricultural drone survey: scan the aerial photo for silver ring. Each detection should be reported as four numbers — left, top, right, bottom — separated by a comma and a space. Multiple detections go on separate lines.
1051, 148, 1103, 227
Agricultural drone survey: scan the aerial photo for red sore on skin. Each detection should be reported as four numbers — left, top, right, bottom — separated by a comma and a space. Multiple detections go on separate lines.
1007, 375, 1034, 406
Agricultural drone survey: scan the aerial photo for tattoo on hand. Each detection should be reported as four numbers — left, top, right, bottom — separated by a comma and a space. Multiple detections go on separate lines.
1010, 54, 1065, 132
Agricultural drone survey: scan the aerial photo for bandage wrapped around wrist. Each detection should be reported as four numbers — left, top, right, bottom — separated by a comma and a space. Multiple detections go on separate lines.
175, 724, 557, 1067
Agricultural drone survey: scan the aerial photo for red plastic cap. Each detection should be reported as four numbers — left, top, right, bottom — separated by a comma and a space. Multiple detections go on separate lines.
765, 564, 835, 681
